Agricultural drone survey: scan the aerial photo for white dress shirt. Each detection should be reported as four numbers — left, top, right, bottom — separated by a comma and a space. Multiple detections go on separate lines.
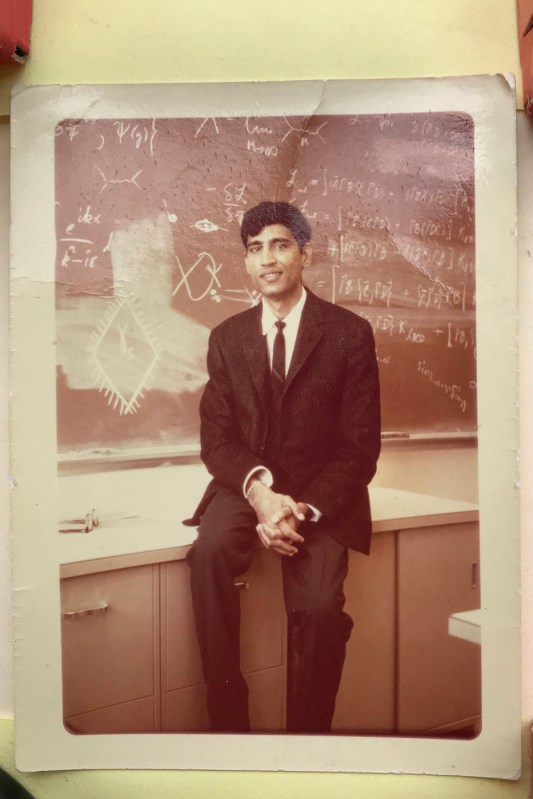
243, 288, 321, 522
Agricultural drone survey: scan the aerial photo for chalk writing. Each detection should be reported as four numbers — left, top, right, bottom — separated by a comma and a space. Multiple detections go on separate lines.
458, 225, 475, 245
89, 296, 161, 415
416, 282, 466, 313
78, 205, 101, 225
343, 209, 391, 232
114, 121, 157, 152
417, 360, 467, 413
224, 183, 247, 224
55, 122, 80, 141
403, 185, 471, 217
245, 118, 275, 136
409, 217, 452, 241
328, 236, 387, 262
246, 140, 278, 157
195, 117, 220, 138
192, 219, 226, 233
322, 169, 384, 199
349, 115, 394, 132
54, 111, 477, 441
102, 232, 114, 253
96, 166, 143, 193
411, 119, 466, 142
60, 244, 98, 269
163, 199, 177, 224
282, 117, 327, 144
219, 287, 260, 306
447, 323, 476, 354
173, 252, 223, 302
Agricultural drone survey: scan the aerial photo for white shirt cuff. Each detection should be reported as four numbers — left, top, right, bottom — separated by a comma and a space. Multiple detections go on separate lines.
305, 504, 322, 522
243, 466, 274, 498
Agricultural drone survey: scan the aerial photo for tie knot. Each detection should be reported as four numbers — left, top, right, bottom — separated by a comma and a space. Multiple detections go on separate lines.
275, 320, 286, 333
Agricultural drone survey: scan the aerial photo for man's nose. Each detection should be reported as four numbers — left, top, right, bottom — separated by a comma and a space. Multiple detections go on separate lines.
261, 246, 276, 265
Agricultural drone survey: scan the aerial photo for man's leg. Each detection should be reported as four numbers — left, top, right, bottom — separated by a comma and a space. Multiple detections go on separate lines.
186, 487, 257, 732
282, 526, 353, 733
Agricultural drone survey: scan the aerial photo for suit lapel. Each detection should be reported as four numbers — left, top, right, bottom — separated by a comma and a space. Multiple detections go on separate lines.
242, 304, 271, 412
283, 290, 326, 395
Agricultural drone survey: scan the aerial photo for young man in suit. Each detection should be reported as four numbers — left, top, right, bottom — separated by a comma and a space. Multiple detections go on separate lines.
186, 201, 381, 733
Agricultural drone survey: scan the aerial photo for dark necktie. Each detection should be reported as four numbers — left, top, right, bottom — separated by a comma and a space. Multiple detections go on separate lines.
272, 320, 286, 390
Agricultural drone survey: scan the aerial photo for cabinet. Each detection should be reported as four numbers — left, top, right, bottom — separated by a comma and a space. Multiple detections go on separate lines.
332, 531, 397, 733
60, 549, 285, 734
61, 564, 159, 733
60, 514, 481, 736
160, 550, 285, 732
397, 522, 481, 733
332, 521, 480, 736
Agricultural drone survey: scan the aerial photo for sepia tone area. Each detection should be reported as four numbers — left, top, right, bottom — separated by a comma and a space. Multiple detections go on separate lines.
56, 114, 480, 737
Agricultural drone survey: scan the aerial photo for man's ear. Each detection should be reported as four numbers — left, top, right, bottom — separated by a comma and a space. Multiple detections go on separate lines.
244, 254, 252, 275
302, 243, 313, 268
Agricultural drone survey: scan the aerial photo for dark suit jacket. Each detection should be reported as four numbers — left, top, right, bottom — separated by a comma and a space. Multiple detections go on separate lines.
186, 289, 381, 554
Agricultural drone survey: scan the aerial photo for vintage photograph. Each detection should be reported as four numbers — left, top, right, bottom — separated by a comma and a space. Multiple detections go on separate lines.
10, 79, 519, 774
55, 110, 479, 737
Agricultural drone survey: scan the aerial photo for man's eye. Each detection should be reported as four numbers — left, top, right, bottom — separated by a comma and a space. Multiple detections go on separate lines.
274, 242, 288, 250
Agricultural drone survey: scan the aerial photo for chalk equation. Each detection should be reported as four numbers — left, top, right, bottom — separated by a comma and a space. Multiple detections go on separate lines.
54, 110, 477, 441
113, 119, 157, 155
417, 360, 468, 414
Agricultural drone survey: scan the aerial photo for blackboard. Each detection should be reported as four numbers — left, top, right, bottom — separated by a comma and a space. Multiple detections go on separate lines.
54, 112, 476, 457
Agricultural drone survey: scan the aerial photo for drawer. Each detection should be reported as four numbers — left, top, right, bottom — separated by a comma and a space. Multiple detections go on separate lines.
60, 564, 158, 718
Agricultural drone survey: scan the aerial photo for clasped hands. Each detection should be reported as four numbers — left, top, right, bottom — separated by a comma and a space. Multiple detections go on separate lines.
247, 480, 308, 556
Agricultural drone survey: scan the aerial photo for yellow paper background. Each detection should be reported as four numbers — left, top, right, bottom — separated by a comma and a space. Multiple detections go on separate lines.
0, 0, 522, 116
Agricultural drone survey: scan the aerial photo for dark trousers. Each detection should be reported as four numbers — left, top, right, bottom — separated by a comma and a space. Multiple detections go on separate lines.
186, 487, 353, 733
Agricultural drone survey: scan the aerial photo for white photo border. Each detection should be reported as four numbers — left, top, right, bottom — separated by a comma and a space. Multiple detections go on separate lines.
10, 77, 520, 775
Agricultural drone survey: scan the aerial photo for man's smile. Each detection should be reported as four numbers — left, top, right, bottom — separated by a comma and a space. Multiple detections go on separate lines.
261, 270, 283, 282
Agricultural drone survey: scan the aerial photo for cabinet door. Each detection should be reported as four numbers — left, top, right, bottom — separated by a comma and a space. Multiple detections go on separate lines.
60, 564, 159, 733
332, 531, 396, 733
397, 522, 481, 734
161, 550, 285, 732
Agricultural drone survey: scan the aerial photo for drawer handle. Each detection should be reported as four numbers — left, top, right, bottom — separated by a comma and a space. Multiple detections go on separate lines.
62, 602, 109, 621
234, 581, 250, 590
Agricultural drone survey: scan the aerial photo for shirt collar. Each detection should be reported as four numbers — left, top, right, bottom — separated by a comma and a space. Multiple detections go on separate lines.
261, 287, 307, 336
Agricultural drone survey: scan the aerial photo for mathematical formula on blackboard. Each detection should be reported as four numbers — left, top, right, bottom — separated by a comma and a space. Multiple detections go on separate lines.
55, 112, 476, 455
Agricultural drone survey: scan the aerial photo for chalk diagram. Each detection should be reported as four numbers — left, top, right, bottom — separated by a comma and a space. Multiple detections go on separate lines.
89, 296, 162, 415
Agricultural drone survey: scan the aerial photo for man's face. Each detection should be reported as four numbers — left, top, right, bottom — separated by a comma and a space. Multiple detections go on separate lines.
244, 223, 312, 303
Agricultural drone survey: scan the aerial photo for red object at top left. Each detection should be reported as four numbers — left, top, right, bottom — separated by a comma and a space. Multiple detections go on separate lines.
0, 0, 32, 65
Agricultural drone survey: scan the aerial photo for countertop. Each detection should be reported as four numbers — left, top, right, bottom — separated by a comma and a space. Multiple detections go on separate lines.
57, 463, 478, 576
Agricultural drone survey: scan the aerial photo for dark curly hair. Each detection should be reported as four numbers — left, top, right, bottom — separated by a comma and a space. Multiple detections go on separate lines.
240, 201, 312, 251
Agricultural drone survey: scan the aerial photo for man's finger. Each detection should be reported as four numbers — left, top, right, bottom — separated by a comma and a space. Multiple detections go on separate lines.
264, 521, 303, 546
271, 544, 297, 557
277, 519, 304, 543
270, 504, 294, 524
256, 524, 298, 555
256, 524, 271, 549
282, 495, 307, 522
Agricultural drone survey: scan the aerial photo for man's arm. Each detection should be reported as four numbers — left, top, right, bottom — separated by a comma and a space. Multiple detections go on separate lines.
300, 319, 381, 519
200, 327, 265, 494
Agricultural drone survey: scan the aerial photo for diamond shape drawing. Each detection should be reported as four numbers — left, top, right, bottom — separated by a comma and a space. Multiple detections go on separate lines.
89, 296, 161, 415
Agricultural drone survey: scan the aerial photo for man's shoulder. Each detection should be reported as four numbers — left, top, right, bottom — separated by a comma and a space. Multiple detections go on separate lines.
210, 303, 259, 342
